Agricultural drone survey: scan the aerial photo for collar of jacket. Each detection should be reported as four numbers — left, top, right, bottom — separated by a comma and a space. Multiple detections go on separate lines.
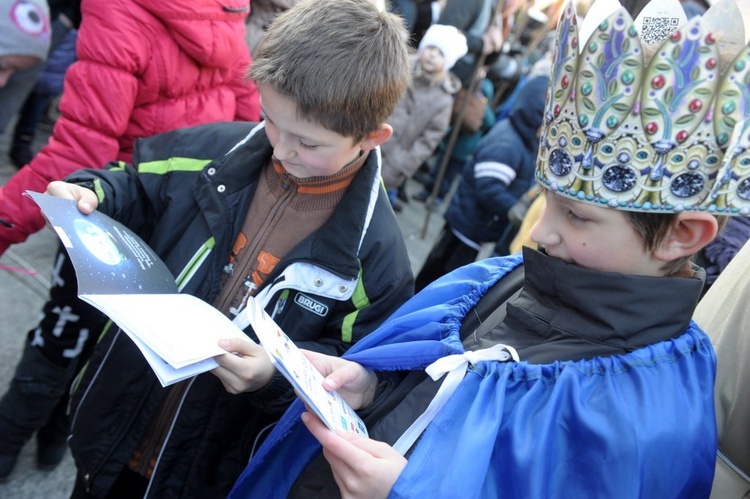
497, 247, 705, 362
194, 122, 382, 281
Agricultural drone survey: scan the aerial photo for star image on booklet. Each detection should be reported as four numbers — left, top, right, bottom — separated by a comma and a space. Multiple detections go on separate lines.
244, 296, 368, 436
26, 191, 248, 387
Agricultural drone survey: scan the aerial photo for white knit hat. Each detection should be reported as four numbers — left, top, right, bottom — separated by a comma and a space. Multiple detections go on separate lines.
417, 24, 468, 72
0, 0, 51, 60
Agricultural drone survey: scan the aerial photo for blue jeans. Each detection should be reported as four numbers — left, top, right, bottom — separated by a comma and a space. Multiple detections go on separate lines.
387, 188, 399, 207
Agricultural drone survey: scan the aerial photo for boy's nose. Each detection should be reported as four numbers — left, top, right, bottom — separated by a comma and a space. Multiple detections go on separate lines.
273, 136, 295, 161
529, 202, 559, 247
528, 220, 545, 246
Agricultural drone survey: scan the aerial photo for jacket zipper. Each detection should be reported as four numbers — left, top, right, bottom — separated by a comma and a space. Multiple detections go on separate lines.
144, 377, 196, 498
230, 182, 294, 315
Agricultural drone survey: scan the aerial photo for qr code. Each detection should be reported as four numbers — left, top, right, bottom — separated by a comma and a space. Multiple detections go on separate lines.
641, 16, 680, 46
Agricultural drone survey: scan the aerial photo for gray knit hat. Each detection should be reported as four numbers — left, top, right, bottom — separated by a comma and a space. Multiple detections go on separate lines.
0, 0, 51, 60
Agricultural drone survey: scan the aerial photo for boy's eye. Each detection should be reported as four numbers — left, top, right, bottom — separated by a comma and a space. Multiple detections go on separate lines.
566, 209, 587, 223
299, 141, 318, 150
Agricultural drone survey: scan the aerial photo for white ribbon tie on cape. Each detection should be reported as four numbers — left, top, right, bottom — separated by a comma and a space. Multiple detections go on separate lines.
392, 343, 520, 456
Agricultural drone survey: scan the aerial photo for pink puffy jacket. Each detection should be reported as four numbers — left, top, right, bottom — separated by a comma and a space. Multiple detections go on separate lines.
0, 0, 260, 253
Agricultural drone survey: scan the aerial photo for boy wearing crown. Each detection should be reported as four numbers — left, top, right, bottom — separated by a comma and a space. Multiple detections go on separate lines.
228, 1, 750, 497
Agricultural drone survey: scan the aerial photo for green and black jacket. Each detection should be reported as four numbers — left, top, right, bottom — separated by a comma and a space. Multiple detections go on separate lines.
66, 121, 414, 498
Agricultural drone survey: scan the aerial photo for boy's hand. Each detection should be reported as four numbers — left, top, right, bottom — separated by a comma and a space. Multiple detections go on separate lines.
302, 349, 378, 410
212, 338, 276, 394
301, 411, 406, 499
45, 180, 99, 214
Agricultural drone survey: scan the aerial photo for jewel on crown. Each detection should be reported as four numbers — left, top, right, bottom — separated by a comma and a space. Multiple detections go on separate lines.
535, 0, 750, 215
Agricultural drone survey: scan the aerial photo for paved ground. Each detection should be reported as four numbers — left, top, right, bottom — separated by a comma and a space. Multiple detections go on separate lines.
0, 125, 445, 497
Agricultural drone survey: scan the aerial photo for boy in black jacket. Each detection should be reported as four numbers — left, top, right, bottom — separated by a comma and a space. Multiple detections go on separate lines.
44, 0, 414, 496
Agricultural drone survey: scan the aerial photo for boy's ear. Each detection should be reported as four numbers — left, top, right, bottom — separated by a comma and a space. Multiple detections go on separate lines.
653, 212, 719, 262
358, 124, 393, 151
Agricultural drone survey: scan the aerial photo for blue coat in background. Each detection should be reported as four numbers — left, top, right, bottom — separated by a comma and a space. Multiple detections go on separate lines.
444, 75, 548, 245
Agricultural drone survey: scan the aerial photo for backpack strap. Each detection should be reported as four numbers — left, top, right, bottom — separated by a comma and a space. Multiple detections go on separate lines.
460, 264, 525, 344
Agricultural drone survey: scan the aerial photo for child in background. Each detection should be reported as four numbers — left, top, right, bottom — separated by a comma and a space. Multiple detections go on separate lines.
413, 74, 496, 205
45, 0, 414, 496
0, 0, 50, 87
229, 1, 750, 496
414, 74, 548, 290
381, 24, 466, 212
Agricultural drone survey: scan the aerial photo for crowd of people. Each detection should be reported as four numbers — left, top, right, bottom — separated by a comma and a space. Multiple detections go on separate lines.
0, 0, 749, 497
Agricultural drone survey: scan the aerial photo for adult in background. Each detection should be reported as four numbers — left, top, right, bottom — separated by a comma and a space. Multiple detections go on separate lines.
693, 239, 750, 498
0, 0, 259, 482
437, 0, 515, 86
389, 0, 434, 47
244, 0, 299, 57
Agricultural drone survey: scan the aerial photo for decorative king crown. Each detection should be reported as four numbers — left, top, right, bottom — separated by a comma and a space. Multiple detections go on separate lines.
536, 0, 750, 215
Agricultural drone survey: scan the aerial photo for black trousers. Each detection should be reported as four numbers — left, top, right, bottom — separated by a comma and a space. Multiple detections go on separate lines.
70, 467, 148, 499
0, 244, 106, 456
415, 227, 479, 292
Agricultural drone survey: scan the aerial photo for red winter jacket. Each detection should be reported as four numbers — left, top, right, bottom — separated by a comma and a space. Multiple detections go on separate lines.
0, 0, 260, 254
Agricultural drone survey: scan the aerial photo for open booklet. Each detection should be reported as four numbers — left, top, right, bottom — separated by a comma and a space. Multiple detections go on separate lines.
28, 192, 367, 435
27, 191, 245, 386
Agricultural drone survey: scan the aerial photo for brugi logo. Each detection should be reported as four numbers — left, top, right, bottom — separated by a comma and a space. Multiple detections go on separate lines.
295, 293, 328, 316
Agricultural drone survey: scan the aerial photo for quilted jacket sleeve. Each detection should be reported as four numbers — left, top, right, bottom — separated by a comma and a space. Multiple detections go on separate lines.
471, 127, 526, 215
0, 0, 144, 254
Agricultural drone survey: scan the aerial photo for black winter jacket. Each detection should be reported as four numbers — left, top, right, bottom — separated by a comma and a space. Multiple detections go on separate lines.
65, 121, 414, 498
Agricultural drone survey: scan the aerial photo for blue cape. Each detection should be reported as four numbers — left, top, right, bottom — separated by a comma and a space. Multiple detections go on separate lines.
231, 255, 717, 498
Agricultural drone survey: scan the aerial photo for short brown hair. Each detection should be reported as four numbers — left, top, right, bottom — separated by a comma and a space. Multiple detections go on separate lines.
249, 0, 411, 141
625, 211, 726, 276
